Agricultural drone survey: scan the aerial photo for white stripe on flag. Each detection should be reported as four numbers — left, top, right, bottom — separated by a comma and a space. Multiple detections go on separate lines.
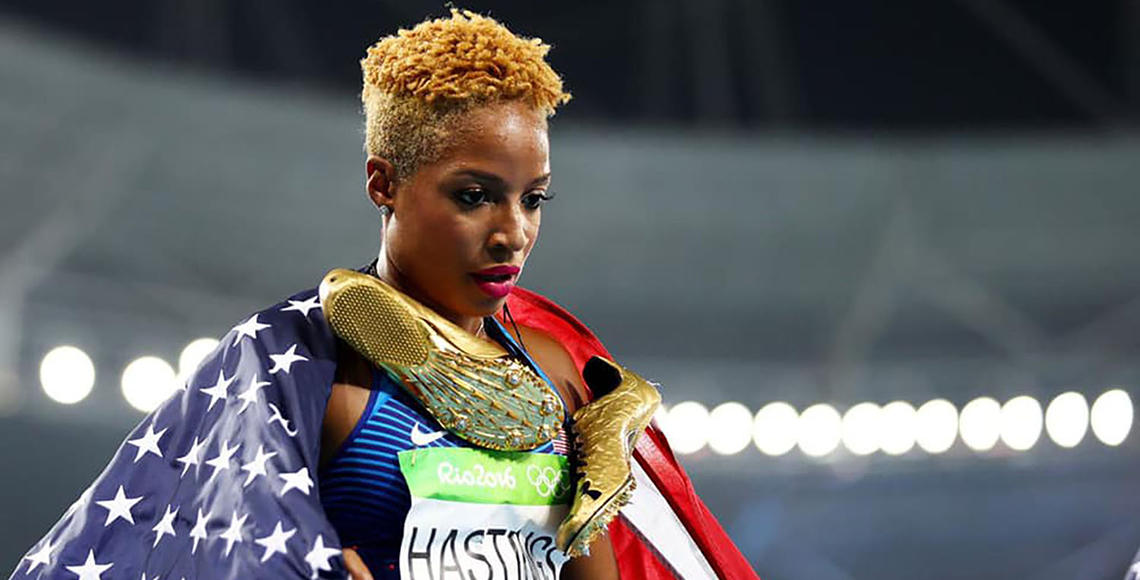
620, 459, 719, 580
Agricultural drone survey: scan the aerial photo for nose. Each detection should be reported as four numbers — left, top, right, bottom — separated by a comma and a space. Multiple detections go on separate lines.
488, 203, 529, 256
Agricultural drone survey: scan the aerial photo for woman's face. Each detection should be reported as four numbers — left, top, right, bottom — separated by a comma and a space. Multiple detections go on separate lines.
369, 101, 552, 326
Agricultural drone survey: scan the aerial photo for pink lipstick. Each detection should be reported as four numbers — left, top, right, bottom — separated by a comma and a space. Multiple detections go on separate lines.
470, 265, 520, 299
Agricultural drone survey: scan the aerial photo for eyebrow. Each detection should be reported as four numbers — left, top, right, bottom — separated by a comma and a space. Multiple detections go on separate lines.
451, 169, 551, 188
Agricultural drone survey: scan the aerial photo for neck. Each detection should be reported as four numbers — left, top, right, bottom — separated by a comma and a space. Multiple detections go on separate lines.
374, 252, 486, 338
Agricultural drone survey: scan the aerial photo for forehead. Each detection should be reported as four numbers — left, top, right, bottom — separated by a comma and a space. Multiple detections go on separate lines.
434, 102, 550, 174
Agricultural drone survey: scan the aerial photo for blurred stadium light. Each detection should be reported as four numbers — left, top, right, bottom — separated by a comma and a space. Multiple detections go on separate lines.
1091, 389, 1133, 446
665, 401, 710, 454
915, 399, 958, 454
38, 346, 94, 405
1045, 391, 1089, 448
796, 404, 842, 458
653, 391, 1133, 458
707, 402, 754, 455
120, 356, 177, 413
959, 397, 1002, 452
753, 402, 798, 457
878, 401, 918, 456
999, 395, 1043, 451
841, 402, 880, 456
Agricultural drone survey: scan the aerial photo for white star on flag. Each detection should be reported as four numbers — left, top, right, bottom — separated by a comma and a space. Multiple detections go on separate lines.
95, 485, 143, 527
281, 295, 321, 317
200, 369, 234, 412
219, 511, 248, 557
151, 505, 179, 547
205, 440, 241, 481
126, 423, 167, 463
231, 314, 270, 347
267, 403, 299, 437
278, 466, 314, 497
64, 550, 113, 580
175, 437, 206, 478
189, 508, 209, 554
304, 535, 341, 579
236, 375, 271, 415
268, 344, 307, 375
241, 445, 278, 487
254, 521, 297, 563
23, 538, 54, 573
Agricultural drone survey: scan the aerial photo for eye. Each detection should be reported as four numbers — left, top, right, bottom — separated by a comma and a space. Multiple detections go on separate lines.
454, 188, 489, 208
523, 190, 556, 210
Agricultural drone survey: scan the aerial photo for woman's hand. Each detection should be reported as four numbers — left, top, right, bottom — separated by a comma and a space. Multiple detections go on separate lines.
343, 547, 374, 580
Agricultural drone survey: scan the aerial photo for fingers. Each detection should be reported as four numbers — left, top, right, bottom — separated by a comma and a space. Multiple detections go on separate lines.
342, 547, 374, 580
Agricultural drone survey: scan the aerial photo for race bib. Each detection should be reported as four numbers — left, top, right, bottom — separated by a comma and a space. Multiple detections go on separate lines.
397, 447, 572, 580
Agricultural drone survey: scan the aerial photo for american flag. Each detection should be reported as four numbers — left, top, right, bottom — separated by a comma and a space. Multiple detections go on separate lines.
11, 289, 350, 580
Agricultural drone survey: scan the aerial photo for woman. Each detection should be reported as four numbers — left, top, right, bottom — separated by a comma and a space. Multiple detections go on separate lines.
320, 12, 617, 577
11, 10, 756, 580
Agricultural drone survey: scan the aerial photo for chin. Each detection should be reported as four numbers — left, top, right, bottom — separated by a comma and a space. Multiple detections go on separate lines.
473, 298, 507, 317
464, 292, 507, 318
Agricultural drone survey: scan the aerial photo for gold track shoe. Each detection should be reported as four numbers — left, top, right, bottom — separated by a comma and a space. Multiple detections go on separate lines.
318, 268, 565, 451
556, 356, 661, 557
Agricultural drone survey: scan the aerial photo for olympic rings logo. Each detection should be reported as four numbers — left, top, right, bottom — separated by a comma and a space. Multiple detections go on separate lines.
526, 465, 570, 498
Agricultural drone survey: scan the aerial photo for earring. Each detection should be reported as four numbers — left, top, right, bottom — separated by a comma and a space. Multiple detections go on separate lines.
379, 205, 392, 218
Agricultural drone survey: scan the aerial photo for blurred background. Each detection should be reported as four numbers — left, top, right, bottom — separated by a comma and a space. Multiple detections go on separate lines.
2, 1, 1140, 578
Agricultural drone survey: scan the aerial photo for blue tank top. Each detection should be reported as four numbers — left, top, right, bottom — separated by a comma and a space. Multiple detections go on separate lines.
318, 316, 570, 577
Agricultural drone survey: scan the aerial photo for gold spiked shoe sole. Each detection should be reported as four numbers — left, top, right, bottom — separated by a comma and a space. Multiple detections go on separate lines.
319, 268, 565, 451
556, 356, 661, 557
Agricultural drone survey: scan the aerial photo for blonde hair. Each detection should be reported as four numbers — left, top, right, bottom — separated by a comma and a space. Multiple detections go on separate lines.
361, 9, 572, 179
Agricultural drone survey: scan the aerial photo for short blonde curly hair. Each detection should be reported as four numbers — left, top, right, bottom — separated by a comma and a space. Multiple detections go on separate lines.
361, 9, 572, 179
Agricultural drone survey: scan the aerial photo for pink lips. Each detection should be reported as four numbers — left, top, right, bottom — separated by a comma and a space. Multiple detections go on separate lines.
470, 265, 520, 298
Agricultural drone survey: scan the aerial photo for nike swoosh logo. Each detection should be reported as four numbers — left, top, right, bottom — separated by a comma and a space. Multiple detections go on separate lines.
410, 422, 447, 446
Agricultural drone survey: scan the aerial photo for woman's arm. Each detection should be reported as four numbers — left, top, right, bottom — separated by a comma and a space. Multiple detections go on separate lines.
320, 349, 374, 469
563, 534, 621, 580
511, 323, 622, 579
342, 547, 375, 580
322, 350, 377, 580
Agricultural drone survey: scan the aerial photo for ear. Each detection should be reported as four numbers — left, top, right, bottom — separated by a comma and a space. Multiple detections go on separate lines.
365, 155, 398, 209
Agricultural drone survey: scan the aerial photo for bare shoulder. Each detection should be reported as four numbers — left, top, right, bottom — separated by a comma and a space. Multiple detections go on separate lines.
511, 323, 590, 413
